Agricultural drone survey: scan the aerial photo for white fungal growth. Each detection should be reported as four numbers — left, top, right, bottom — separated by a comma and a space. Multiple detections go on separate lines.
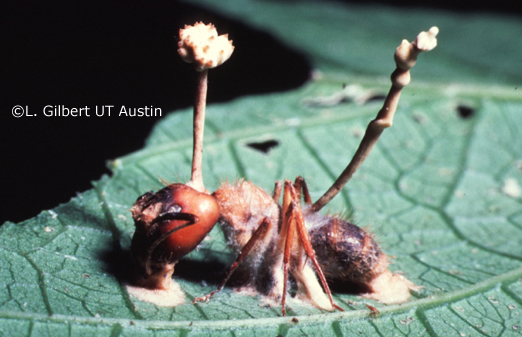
126, 280, 185, 307
394, 26, 438, 72
178, 22, 235, 71
502, 178, 521, 198
415, 27, 439, 51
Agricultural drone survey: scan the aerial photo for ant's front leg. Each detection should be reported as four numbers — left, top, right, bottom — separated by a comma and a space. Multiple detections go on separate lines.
193, 217, 274, 304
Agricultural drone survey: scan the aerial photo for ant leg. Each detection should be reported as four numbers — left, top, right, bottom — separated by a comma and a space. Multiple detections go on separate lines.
281, 201, 296, 317
273, 180, 283, 202
287, 182, 344, 312
145, 213, 199, 275
193, 217, 273, 304
293, 176, 312, 205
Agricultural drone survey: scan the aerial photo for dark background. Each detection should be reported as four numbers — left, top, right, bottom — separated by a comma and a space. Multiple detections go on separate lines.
2, 1, 311, 224
2, 0, 519, 224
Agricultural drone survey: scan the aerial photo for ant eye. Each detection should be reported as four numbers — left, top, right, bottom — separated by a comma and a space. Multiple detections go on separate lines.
167, 204, 182, 213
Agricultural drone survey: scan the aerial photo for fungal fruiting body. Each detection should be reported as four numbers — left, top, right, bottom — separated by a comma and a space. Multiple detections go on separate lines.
178, 22, 235, 72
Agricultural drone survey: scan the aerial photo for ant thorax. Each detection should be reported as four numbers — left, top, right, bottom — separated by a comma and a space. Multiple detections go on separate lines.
212, 180, 281, 287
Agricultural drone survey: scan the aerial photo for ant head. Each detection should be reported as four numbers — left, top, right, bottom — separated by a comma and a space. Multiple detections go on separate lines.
132, 183, 220, 263
158, 184, 220, 261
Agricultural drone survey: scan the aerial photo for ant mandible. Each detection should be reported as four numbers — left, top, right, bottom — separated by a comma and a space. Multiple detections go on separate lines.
129, 22, 438, 316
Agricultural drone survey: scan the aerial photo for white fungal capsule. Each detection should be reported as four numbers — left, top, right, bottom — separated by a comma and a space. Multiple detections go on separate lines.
178, 22, 235, 71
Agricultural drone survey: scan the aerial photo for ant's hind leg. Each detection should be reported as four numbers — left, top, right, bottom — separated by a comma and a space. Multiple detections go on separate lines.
293, 176, 312, 205
273, 180, 283, 202
286, 182, 344, 312
193, 217, 273, 304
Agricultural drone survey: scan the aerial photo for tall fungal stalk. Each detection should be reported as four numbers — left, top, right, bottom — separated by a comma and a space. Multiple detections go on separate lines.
178, 22, 235, 193
128, 23, 234, 298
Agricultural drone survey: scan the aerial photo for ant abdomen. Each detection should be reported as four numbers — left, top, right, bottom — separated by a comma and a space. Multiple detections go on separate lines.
309, 214, 418, 304
308, 216, 388, 287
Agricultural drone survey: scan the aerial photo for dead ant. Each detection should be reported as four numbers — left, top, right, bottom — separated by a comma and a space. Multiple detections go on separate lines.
129, 22, 438, 316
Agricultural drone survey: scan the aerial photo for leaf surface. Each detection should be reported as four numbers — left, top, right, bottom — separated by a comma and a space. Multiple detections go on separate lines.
2, 1, 522, 336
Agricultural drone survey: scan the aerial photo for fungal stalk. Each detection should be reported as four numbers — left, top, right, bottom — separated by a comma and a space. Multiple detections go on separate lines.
178, 22, 235, 193
128, 22, 232, 299
312, 27, 438, 212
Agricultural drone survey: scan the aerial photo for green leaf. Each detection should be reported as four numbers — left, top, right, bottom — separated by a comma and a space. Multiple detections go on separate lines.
2, 1, 522, 336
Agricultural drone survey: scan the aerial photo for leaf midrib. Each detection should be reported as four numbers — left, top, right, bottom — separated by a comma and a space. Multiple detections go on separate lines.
2, 265, 522, 329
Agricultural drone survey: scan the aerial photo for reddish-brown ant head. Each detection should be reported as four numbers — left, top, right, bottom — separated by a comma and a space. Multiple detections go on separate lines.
132, 183, 220, 262
157, 184, 220, 260
130, 183, 220, 289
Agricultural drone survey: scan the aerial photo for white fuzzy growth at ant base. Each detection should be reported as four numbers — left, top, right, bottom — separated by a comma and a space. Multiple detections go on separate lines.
126, 280, 185, 307
292, 257, 334, 310
362, 270, 421, 304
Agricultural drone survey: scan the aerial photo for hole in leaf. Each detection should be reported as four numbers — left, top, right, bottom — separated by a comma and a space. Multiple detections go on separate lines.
457, 105, 475, 119
247, 140, 280, 154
